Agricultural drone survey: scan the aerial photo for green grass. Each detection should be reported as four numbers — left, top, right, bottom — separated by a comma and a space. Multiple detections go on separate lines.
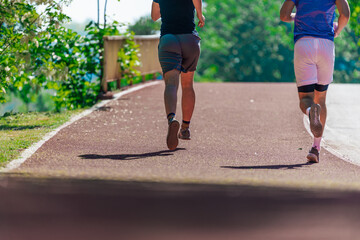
0, 110, 83, 167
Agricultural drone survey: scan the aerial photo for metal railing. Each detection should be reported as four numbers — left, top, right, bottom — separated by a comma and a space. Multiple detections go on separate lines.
102, 35, 162, 93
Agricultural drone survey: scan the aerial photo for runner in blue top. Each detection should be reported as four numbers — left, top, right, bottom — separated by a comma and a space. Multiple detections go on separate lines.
292, 0, 337, 43
280, 0, 350, 163
152, 0, 205, 151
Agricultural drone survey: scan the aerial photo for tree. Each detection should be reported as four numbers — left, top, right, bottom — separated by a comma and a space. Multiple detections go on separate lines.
128, 16, 161, 35
196, 0, 359, 83
0, 0, 130, 110
332, 0, 360, 83
349, 0, 360, 40
0, 0, 70, 103
197, 0, 294, 82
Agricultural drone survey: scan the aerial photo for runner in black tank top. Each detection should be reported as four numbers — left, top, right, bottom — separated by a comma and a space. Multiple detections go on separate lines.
152, 0, 205, 150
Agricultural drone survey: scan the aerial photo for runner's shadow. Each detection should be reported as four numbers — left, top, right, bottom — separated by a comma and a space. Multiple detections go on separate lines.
95, 106, 112, 112
221, 163, 313, 170
79, 148, 186, 161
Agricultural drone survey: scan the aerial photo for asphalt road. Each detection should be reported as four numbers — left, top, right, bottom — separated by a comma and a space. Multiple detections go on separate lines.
1, 82, 360, 239
12, 82, 360, 190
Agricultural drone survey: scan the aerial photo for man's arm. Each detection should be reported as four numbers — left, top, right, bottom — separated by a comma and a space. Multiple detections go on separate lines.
192, 0, 205, 28
280, 0, 296, 22
334, 0, 350, 37
151, 1, 161, 21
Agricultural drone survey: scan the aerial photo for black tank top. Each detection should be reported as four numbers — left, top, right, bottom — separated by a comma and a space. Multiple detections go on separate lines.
154, 0, 197, 36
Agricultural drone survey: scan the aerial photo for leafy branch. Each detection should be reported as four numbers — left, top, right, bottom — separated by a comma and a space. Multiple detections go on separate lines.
0, 0, 68, 57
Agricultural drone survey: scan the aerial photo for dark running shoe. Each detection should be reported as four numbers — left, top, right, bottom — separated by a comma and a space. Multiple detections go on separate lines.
178, 127, 191, 140
309, 104, 323, 138
167, 119, 180, 150
307, 147, 320, 163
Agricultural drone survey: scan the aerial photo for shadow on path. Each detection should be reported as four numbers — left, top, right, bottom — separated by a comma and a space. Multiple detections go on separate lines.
221, 163, 313, 170
79, 148, 186, 161
95, 106, 112, 112
0, 125, 42, 131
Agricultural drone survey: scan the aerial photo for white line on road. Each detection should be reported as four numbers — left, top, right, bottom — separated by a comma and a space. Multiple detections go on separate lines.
303, 84, 360, 166
303, 116, 360, 166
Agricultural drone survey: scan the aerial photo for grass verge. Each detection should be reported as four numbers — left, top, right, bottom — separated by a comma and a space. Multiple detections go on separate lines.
0, 110, 83, 167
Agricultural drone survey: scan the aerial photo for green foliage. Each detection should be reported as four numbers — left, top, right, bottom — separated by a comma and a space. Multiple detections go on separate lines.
198, 0, 294, 82
349, 0, 360, 40
198, 0, 360, 83
46, 20, 124, 111
2, 0, 357, 114
332, 0, 360, 83
41, 26, 101, 111
0, 0, 71, 103
117, 31, 141, 84
128, 16, 161, 35
1, 0, 142, 112
84, 20, 124, 79
28, 19, 130, 111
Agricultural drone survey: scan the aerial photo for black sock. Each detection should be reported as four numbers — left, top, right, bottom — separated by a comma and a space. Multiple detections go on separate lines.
182, 120, 190, 128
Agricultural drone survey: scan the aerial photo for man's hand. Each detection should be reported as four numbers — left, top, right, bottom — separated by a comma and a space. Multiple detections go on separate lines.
335, 0, 350, 38
192, 0, 205, 28
280, 0, 296, 22
151, 1, 161, 21
290, 13, 296, 21
197, 12, 205, 28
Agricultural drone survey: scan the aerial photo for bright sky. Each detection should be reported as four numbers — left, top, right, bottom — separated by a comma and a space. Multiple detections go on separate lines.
63, 0, 153, 24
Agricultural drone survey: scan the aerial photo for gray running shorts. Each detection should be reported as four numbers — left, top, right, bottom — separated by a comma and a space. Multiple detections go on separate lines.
158, 33, 201, 74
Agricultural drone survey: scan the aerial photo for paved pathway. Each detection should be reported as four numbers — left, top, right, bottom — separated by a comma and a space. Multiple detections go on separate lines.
323, 84, 360, 165
10, 82, 360, 190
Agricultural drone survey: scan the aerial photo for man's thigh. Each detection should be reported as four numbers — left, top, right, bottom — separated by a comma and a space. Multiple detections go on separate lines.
294, 38, 318, 87
317, 39, 335, 86
158, 34, 182, 74
177, 34, 201, 73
